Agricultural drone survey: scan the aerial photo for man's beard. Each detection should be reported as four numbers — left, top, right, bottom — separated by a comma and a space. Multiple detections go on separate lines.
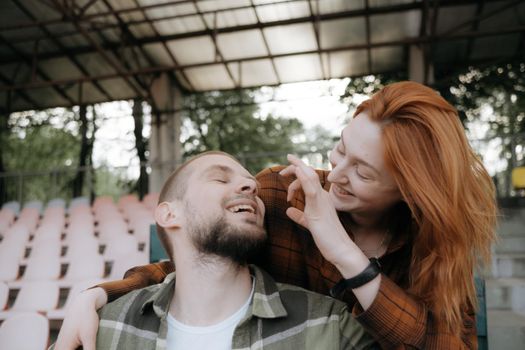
188, 208, 267, 266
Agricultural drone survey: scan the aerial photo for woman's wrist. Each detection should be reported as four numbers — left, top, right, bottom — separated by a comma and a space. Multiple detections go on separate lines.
331, 242, 371, 279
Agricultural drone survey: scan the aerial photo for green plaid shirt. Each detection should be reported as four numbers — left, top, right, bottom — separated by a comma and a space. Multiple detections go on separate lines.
93, 265, 376, 350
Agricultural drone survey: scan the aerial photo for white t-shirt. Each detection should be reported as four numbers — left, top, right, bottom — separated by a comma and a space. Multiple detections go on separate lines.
166, 279, 254, 350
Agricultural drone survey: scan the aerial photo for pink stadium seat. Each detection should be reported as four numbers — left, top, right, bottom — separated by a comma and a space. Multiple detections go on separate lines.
108, 252, 148, 280
17, 207, 40, 233
118, 194, 139, 210
0, 312, 49, 350
92, 196, 114, 210
0, 208, 16, 235
143, 192, 159, 211
104, 234, 139, 260
11, 281, 59, 312
97, 218, 129, 242
62, 254, 105, 283
0, 254, 20, 281
31, 225, 62, 246
0, 282, 8, 310
22, 255, 61, 281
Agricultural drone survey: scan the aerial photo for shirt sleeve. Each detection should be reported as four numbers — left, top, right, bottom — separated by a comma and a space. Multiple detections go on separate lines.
97, 261, 174, 302
352, 275, 477, 349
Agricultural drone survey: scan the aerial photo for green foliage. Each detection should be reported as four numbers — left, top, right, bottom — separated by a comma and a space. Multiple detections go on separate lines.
3, 124, 80, 203
181, 89, 306, 174
442, 61, 525, 137
441, 61, 525, 196
341, 72, 407, 112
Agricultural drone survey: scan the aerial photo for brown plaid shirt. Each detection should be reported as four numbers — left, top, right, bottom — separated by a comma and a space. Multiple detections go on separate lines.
100, 166, 476, 349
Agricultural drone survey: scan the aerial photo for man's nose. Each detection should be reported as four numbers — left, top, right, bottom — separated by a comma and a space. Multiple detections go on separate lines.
239, 178, 257, 194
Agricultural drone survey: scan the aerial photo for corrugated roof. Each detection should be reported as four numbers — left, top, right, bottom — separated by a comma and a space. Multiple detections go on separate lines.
0, 0, 524, 112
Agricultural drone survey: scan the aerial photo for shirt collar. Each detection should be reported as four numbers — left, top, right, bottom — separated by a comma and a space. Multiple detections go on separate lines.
139, 264, 287, 320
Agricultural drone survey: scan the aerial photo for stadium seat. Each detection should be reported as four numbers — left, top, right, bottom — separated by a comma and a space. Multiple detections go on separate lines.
68, 196, 89, 211
17, 207, 40, 233
0, 282, 8, 310
0, 254, 20, 282
143, 193, 159, 211
1, 201, 20, 215
118, 194, 139, 210
108, 252, 148, 280
30, 225, 62, 246
22, 255, 61, 281
104, 234, 139, 260
23, 200, 43, 212
61, 254, 105, 284
10, 281, 59, 313
46, 198, 66, 208
0, 312, 49, 350
0, 208, 16, 235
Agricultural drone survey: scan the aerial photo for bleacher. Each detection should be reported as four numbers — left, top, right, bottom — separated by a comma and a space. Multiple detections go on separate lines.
0, 193, 158, 349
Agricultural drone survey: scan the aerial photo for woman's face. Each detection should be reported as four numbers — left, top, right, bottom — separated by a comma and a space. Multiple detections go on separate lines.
327, 112, 402, 216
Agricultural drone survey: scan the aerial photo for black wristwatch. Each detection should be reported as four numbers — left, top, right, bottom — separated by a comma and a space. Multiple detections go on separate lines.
329, 258, 381, 298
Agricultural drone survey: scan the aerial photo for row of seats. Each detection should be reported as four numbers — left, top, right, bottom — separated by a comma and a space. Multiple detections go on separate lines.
0, 194, 159, 349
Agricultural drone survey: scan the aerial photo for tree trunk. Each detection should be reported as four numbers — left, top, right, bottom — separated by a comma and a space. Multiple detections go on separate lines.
72, 105, 91, 198
133, 99, 148, 199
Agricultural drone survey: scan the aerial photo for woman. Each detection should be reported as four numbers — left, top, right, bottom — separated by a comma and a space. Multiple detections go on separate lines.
55, 81, 497, 349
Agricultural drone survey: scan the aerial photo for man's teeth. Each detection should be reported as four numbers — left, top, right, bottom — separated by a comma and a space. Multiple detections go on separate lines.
338, 186, 350, 195
228, 204, 255, 213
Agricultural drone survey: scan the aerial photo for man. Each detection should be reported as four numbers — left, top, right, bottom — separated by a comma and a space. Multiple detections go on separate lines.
66, 152, 375, 350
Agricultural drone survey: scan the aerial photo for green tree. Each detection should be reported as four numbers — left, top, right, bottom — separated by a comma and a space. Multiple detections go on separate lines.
437, 61, 525, 196
3, 121, 80, 203
181, 89, 305, 174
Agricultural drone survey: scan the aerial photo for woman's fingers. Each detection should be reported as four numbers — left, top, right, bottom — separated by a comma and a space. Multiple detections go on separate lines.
287, 178, 302, 202
286, 207, 307, 228
279, 164, 297, 177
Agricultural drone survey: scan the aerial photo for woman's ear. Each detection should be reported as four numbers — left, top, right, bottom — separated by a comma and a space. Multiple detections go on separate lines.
155, 201, 182, 230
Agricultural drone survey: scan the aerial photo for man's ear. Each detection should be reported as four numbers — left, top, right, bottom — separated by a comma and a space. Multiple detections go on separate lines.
155, 201, 182, 230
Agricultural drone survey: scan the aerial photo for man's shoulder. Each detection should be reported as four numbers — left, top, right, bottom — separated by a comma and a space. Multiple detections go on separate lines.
99, 282, 165, 320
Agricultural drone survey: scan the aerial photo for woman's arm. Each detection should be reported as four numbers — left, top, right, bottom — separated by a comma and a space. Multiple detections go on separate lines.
54, 261, 173, 350
103, 260, 174, 301
279, 155, 476, 349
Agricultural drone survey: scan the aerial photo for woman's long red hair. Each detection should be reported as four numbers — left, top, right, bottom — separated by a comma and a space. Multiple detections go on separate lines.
356, 81, 497, 334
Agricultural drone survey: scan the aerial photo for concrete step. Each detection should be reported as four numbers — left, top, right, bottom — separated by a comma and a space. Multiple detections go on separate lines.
492, 253, 525, 278
486, 278, 525, 313
494, 235, 525, 254
487, 310, 525, 350
497, 220, 525, 237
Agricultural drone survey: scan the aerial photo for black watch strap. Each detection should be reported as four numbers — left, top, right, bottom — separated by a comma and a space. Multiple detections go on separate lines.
329, 258, 381, 298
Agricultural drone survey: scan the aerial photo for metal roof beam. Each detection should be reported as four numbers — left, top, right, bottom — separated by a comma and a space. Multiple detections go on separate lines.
308, 0, 327, 80
3, 24, 524, 93
49, 0, 150, 102
192, 1, 238, 88
0, 0, 311, 32
0, 71, 42, 110
0, 35, 75, 105
130, 0, 194, 91
11, 0, 115, 102
250, 0, 281, 85
0, 0, 508, 65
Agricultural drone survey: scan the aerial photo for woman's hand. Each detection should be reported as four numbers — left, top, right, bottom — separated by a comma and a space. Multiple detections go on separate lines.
281, 155, 381, 308
279, 154, 358, 265
54, 287, 107, 350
